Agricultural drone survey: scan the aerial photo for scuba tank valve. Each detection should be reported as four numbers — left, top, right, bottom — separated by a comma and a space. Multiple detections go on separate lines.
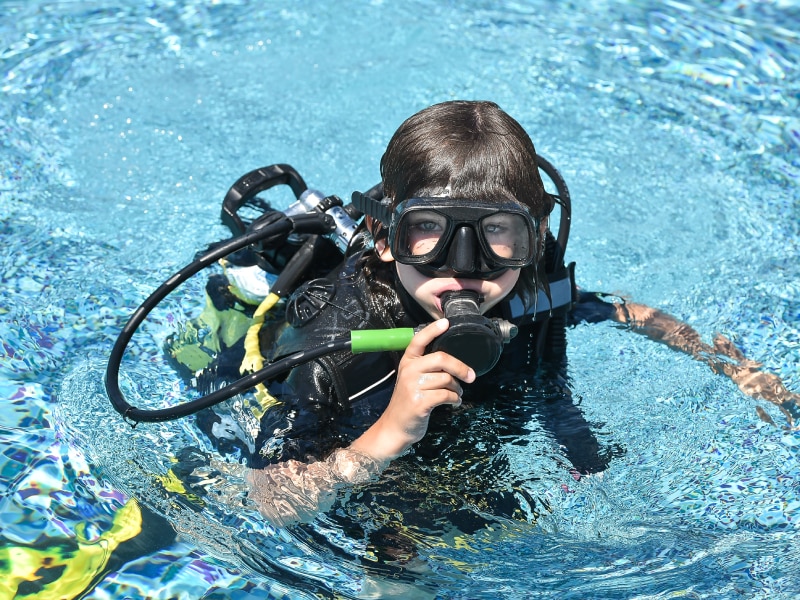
282, 188, 360, 253
307, 193, 361, 254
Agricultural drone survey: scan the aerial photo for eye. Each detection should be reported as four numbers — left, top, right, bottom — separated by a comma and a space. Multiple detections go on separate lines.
482, 214, 518, 237
402, 211, 448, 256
484, 222, 508, 235
412, 220, 443, 233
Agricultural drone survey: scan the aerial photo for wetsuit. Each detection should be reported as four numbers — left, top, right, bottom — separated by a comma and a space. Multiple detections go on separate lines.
172, 245, 624, 568
201, 248, 619, 476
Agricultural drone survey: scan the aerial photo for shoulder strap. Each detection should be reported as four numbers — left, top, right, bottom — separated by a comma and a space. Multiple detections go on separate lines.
500, 262, 576, 326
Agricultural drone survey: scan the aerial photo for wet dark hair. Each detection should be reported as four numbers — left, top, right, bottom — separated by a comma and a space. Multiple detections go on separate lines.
370, 100, 552, 310
380, 100, 550, 218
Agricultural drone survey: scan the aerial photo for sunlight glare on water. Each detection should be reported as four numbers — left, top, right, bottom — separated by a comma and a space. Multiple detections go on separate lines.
1, 0, 799, 598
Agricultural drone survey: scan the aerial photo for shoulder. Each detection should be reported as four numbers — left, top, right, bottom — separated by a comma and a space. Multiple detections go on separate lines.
270, 251, 398, 358
568, 290, 626, 325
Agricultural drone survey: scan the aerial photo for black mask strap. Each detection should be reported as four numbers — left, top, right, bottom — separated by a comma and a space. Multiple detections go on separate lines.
351, 191, 392, 225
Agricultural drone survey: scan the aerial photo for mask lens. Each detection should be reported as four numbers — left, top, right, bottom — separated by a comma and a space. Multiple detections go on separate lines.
390, 198, 536, 270
480, 213, 532, 261
397, 209, 450, 259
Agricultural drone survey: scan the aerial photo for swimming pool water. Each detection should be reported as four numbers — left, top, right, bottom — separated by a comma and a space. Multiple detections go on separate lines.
2, 0, 799, 598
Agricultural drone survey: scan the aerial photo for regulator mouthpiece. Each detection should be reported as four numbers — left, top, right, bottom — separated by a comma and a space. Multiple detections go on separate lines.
427, 290, 517, 377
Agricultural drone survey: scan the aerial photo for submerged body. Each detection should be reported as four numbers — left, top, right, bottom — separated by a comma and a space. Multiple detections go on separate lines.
194, 247, 616, 472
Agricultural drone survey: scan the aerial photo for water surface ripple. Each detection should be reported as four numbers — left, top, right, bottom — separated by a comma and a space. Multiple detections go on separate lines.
2, 1, 799, 598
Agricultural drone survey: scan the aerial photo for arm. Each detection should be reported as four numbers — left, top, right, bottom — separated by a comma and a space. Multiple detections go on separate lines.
246, 447, 385, 526
610, 300, 800, 427
247, 318, 475, 524
349, 318, 475, 460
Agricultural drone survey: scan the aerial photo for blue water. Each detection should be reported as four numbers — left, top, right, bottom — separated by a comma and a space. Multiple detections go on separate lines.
2, 0, 799, 598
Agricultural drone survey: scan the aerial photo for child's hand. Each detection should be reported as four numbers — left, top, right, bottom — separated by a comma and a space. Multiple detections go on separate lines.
712, 334, 800, 428
350, 318, 476, 461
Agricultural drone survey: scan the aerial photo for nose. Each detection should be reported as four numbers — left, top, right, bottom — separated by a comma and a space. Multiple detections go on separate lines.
446, 226, 478, 274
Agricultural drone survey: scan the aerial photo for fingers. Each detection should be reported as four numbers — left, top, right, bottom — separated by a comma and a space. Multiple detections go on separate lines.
405, 319, 450, 358
415, 387, 464, 408
404, 319, 476, 384
416, 372, 462, 394
415, 372, 463, 407
401, 367, 465, 411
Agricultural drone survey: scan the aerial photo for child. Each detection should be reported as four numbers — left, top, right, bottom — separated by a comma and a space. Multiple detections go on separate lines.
234, 100, 798, 526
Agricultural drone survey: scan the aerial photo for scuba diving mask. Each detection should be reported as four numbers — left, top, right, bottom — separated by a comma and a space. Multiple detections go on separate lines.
388, 197, 539, 279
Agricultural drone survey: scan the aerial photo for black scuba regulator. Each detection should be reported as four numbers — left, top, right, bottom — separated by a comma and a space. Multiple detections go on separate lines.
432, 291, 517, 376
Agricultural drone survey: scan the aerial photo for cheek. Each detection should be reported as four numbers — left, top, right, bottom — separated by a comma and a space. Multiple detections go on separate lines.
482, 269, 521, 311
395, 264, 427, 301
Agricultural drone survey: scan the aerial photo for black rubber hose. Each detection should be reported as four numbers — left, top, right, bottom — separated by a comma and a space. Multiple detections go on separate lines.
108, 338, 351, 424
536, 154, 571, 268
105, 216, 341, 424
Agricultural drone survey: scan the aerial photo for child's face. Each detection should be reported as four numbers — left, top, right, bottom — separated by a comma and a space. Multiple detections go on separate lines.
394, 262, 521, 319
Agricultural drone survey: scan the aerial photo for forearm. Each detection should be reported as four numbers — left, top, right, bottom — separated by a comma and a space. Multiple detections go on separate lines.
247, 447, 386, 526
614, 301, 799, 425
349, 413, 418, 462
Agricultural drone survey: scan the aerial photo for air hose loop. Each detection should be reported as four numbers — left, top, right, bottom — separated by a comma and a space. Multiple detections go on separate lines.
104, 214, 334, 424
